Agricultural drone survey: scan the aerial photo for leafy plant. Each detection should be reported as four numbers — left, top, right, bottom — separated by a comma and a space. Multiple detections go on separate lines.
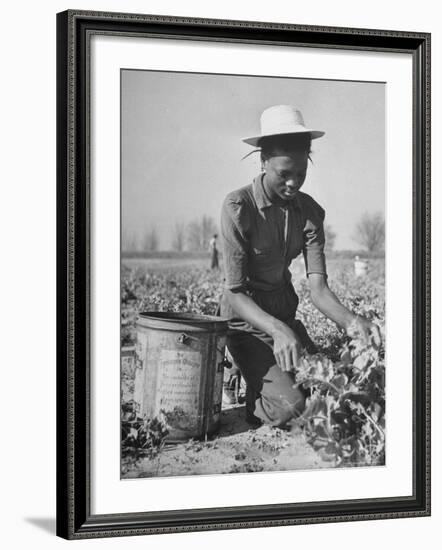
121, 258, 385, 468
294, 334, 385, 466
121, 400, 169, 473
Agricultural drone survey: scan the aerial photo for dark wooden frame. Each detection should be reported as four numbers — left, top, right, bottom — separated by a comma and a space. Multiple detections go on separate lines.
56, 9, 431, 540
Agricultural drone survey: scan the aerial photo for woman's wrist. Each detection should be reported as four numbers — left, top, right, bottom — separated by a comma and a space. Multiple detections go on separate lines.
268, 318, 289, 338
343, 313, 361, 332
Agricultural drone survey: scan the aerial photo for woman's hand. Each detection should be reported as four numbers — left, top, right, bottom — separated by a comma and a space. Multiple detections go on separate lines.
225, 290, 305, 371
272, 323, 303, 372
307, 276, 382, 348
224, 290, 304, 371
346, 315, 382, 347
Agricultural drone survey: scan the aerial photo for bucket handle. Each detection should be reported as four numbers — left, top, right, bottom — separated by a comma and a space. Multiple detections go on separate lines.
177, 333, 199, 347
177, 332, 226, 356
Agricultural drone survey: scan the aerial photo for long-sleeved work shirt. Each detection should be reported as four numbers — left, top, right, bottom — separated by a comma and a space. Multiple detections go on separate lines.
220, 173, 327, 298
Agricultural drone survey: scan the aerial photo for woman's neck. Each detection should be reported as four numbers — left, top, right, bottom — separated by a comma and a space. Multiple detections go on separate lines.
261, 173, 287, 208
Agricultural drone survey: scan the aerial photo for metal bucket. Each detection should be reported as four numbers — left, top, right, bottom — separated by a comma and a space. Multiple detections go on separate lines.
135, 312, 228, 442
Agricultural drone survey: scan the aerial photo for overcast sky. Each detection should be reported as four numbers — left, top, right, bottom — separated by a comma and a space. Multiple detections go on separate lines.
122, 69, 385, 250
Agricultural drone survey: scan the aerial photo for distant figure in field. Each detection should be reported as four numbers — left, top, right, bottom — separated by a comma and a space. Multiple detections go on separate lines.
209, 234, 219, 270
354, 255, 368, 277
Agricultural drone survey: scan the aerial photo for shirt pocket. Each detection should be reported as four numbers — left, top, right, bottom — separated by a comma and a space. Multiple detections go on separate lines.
252, 246, 273, 257
250, 246, 277, 273
250, 233, 275, 257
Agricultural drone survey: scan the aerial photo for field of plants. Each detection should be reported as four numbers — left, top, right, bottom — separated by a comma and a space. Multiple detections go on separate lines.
121, 256, 385, 477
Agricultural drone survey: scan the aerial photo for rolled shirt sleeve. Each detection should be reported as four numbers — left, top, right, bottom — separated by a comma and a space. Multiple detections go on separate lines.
302, 196, 327, 277
220, 195, 250, 292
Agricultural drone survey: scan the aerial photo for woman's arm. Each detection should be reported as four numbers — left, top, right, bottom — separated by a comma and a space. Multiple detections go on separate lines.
308, 273, 381, 345
225, 290, 303, 372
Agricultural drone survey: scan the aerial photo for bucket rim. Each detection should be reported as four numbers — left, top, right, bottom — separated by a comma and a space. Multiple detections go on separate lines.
137, 311, 228, 331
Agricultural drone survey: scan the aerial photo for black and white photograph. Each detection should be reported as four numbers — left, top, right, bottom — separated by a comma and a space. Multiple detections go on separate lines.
0, 0, 437, 543
52, 6, 431, 541
120, 70, 386, 479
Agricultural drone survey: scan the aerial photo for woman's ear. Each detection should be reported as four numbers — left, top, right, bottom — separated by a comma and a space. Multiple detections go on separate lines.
261, 157, 267, 174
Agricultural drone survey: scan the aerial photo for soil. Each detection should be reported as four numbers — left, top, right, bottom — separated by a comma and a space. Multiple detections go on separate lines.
122, 401, 331, 479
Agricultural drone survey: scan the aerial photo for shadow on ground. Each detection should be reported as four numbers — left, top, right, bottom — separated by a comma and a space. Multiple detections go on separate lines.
217, 405, 251, 437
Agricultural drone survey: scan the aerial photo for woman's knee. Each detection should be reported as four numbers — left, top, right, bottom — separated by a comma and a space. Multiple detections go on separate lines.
255, 385, 306, 427
276, 388, 306, 424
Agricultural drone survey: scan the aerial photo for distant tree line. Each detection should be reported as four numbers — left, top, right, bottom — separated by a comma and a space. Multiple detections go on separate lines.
324, 212, 385, 254
352, 212, 385, 253
122, 225, 160, 253
122, 211, 385, 254
122, 215, 219, 253
184, 215, 218, 252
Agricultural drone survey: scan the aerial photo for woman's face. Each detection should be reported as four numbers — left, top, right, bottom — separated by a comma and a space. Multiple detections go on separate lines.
262, 148, 309, 202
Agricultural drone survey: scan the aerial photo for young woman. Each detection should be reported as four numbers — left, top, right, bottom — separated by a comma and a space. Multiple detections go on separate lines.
220, 105, 381, 427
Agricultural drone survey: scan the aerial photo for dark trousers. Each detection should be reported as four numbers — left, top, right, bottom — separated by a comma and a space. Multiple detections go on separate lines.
211, 249, 219, 269
226, 326, 307, 427
219, 284, 314, 427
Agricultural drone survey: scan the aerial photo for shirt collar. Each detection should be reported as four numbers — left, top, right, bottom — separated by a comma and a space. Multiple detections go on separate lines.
252, 173, 301, 211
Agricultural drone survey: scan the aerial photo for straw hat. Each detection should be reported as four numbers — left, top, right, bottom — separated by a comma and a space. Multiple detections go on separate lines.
241, 105, 325, 147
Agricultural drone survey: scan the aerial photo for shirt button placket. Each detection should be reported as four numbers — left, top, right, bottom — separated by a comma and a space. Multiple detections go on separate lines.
283, 206, 289, 257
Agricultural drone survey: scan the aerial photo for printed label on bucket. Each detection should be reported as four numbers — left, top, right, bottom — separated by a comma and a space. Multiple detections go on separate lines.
155, 349, 202, 429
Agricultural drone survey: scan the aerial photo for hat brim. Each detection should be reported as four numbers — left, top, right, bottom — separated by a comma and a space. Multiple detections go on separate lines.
241, 129, 325, 147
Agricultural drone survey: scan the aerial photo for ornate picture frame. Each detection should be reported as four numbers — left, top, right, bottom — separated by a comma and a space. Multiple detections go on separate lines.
56, 10, 430, 539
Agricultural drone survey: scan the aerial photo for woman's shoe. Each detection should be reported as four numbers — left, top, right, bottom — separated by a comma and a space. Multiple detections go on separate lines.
245, 411, 263, 428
